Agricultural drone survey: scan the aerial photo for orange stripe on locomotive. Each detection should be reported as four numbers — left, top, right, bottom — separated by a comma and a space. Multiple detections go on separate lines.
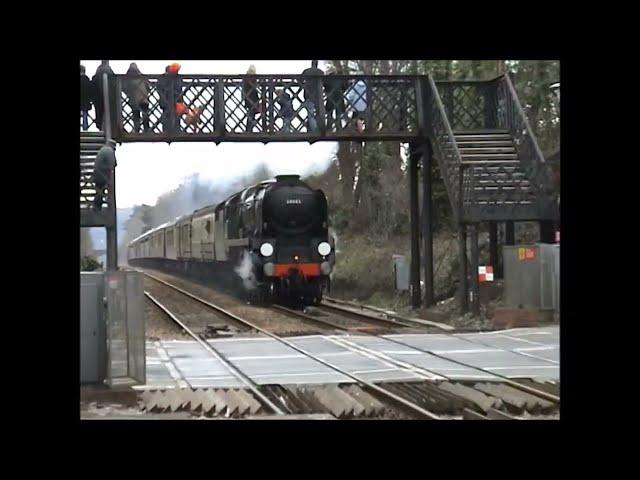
272, 263, 321, 277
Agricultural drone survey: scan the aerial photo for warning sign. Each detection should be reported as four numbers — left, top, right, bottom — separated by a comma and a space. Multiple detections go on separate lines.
478, 266, 494, 282
518, 247, 536, 261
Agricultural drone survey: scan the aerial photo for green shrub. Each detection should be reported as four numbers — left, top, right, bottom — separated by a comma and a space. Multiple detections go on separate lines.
81, 256, 103, 272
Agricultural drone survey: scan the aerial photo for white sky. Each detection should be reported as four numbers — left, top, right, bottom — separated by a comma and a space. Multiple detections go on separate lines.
81, 60, 337, 208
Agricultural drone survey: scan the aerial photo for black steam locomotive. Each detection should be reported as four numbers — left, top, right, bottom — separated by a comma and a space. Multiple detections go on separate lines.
128, 175, 334, 304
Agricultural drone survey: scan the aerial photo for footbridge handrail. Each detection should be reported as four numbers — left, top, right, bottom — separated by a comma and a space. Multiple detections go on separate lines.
425, 73, 466, 223
496, 73, 557, 210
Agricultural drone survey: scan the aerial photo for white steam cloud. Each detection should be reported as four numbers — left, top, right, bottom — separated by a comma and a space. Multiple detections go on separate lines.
234, 250, 257, 291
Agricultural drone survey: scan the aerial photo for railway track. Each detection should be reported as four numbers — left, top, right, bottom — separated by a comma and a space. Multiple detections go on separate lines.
144, 270, 337, 337
140, 270, 559, 419
315, 299, 560, 403
270, 303, 420, 335
142, 271, 442, 419
322, 296, 456, 331
271, 298, 560, 406
144, 291, 285, 416
144, 274, 252, 337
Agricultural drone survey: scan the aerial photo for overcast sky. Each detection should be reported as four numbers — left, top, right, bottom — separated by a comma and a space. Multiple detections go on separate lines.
81, 60, 337, 208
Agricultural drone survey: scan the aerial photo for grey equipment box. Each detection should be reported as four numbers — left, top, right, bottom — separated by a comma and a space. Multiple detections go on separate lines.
80, 270, 145, 386
503, 244, 560, 312
393, 254, 409, 291
81, 272, 107, 384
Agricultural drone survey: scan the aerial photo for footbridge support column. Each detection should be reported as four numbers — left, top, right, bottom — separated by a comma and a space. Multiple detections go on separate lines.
421, 142, 434, 308
469, 223, 480, 317
458, 224, 468, 314
409, 143, 422, 309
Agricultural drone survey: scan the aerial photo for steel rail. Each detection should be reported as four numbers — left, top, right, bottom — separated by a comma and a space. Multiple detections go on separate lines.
271, 303, 411, 332
144, 291, 285, 416
316, 303, 415, 328
322, 296, 455, 331
270, 304, 370, 332
142, 272, 441, 420
273, 297, 559, 404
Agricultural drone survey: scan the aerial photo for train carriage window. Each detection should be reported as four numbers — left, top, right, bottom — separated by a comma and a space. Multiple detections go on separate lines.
205, 220, 211, 234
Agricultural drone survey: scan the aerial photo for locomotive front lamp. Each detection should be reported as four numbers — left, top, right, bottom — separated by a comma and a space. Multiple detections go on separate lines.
260, 242, 274, 257
318, 242, 331, 256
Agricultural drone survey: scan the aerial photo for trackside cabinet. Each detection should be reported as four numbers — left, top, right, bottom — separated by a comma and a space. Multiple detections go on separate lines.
503, 244, 559, 312
80, 270, 145, 386
393, 254, 409, 291
81, 272, 107, 384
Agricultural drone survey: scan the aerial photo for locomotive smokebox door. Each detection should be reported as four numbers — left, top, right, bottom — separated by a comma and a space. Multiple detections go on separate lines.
393, 254, 409, 291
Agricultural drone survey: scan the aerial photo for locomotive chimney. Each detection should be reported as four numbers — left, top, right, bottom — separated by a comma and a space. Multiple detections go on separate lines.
275, 175, 301, 182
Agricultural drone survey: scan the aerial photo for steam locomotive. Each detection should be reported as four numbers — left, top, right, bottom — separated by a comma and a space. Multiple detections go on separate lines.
127, 175, 334, 304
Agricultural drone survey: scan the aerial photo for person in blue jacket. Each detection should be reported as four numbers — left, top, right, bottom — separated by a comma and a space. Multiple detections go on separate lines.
346, 74, 367, 132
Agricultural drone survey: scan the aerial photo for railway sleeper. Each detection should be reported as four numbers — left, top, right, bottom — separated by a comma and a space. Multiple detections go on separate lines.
472, 383, 555, 414
139, 388, 266, 418
153, 391, 173, 413
486, 408, 517, 420
387, 382, 446, 412
216, 390, 242, 417
266, 385, 320, 415
234, 389, 263, 415
341, 385, 386, 417
259, 385, 296, 414
513, 378, 560, 397
139, 390, 169, 413
406, 381, 468, 414
380, 382, 447, 414
462, 407, 489, 420
332, 385, 370, 418
180, 389, 209, 412
192, 389, 221, 414
394, 382, 464, 414
437, 382, 503, 413
305, 385, 366, 419
284, 384, 378, 419
178, 389, 203, 412
281, 385, 336, 416
230, 389, 257, 417
282, 385, 331, 415
197, 389, 228, 416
